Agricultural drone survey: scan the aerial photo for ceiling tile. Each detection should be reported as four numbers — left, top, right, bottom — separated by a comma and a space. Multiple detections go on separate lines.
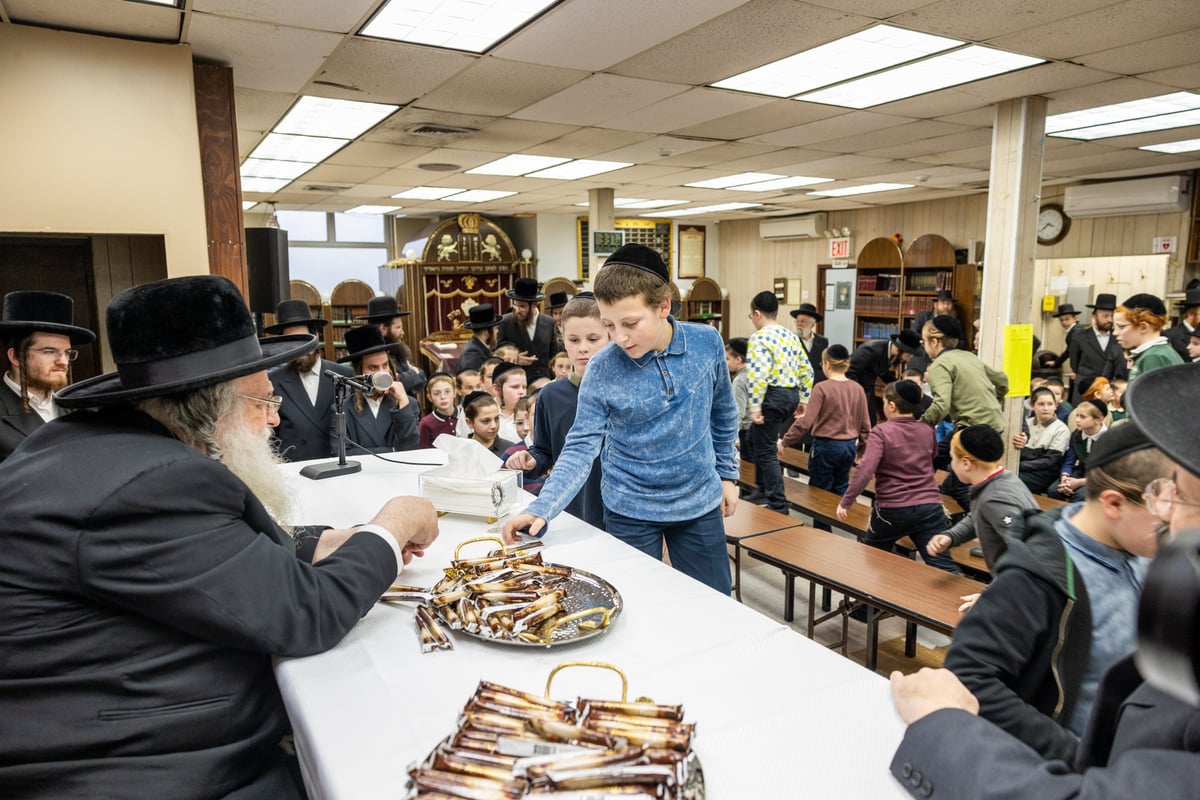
611, 0, 871, 85
748, 110, 917, 147
232, 87, 296, 130
1139, 63, 1200, 90
591, 136, 722, 163
527, 127, 653, 159
416, 57, 591, 117
188, 14, 343, 93
366, 109, 500, 147
325, 141, 434, 168
803, 120, 975, 154
859, 128, 993, 160
986, 0, 1199, 61
459, 119, 582, 153
5, 0, 181, 41
671, 99, 845, 141
597, 88, 775, 134
193, 0, 376, 33
886, 0, 1117, 42
237, 129, 265, 159
492, 0, 747, 72
1079, 28, 1200, 76
1040, 76, 1189, 114
651, 141, 788, 168
511, 74, 690, 127
307, 38, 476, 105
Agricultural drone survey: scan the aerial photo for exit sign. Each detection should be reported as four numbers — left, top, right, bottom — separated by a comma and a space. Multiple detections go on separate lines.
829, 237, 852, 259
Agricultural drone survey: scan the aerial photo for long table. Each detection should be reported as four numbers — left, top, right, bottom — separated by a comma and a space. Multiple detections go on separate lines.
274, 454, 910, 799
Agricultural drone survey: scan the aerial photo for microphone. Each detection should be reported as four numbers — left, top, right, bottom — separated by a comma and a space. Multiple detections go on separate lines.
325, 369, 393, 394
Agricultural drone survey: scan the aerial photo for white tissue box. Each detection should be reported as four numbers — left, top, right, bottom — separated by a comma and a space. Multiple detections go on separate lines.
419, 469, 523, 520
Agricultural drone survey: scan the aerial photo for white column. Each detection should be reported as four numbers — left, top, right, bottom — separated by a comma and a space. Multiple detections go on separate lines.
588, 188, 615, 280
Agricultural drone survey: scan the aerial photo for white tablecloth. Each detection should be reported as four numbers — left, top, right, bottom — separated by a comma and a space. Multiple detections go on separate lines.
274, 453, 910, 799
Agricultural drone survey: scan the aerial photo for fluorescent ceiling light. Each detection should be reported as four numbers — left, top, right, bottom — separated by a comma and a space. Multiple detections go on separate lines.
574, 198, 687, 208
1140, 137, 1200, 154
392, 186, 463, 199
807, 183, 913, 197
1050, 108, 1200, 141
274, 96, 399, 139
241, 177, 292, 193
652, 202, 761, 217
345, 205, 401, 215
712, 25, 962, 98
239, 158, 316, 180
726, 175, 833, 192
797, 46, 1044, 109
361, 0, 558, 54
242, 201, 259, 211
134, 0, 180, 5
527, 159, 633, 180
467, 154, 571, 176
1045, 92, 1200, 134
249, 133, 348, 163
686, 172, 784, 189
443, 189, 518, 203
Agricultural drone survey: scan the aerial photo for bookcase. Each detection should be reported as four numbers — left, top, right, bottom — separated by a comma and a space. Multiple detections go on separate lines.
327, 279, 375, 362
853, 237, 904, 344
682, 276, 728, 339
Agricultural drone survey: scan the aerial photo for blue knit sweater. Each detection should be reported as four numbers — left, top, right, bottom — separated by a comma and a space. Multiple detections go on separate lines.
525, 319, 739, 524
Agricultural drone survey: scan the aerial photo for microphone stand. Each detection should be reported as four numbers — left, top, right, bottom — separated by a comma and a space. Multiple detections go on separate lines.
299, 380, 363, 480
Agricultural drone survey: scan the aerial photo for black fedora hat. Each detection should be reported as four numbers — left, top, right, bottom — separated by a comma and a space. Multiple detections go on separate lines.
934, 289, 954, 302
337, 325, 398, 364
464, 303, 503, 330
1052, 303, 1082, 318
55, 276, 316, 408
891, 328, 923, 354
789, 302, 823, 323
0, 291, 95, 345
1087, 293, 1118, 311
1127, 364, 1200, 477
1176, 289, 1200, 310
356, 296, 410, 323
264, 298, 327, 334
548, 291, 571, 310
506, 277, 544, 303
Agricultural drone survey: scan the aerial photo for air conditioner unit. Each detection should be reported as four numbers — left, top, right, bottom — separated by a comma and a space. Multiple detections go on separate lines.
1063, 175, 1191, 218
759, 213, 828, 240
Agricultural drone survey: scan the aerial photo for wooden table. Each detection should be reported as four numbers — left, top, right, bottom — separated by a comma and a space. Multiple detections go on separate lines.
743, 527, 986, 670
723, 501, 805, 601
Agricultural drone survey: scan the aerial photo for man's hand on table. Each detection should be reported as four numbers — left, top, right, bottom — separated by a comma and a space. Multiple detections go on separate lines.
502, 512, 546, 544
311, 496, 440, 565
890, 668, 979, 725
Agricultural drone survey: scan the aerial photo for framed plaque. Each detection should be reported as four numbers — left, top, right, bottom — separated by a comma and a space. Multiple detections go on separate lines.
678, 225, 705, 278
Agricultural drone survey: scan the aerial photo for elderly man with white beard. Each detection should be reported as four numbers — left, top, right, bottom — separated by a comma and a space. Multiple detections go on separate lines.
0, 275, 439, 800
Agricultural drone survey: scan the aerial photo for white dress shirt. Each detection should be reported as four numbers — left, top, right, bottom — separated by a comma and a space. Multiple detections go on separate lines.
4, 372, 61, 422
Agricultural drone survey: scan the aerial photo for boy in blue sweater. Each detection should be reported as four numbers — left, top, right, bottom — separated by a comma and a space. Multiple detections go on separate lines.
502, 244, 740, 593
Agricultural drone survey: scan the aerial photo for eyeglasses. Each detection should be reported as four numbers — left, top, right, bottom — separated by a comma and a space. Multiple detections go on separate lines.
237, 393, 283, 413
32, 347, 78, 361
1143, 478, 1200, 519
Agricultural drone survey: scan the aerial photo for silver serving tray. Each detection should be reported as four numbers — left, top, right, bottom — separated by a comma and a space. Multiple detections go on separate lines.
440, 564, 623, 648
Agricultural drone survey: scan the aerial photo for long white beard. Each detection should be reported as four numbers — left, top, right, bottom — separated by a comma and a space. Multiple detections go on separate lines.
214, 415, 295, 533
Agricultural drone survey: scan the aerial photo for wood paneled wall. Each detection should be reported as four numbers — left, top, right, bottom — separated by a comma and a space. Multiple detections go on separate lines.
91, 234, 168, 371
717, 191, 1191, 342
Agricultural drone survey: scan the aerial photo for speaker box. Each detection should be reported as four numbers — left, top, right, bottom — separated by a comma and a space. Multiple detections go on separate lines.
244, 227, 290, 313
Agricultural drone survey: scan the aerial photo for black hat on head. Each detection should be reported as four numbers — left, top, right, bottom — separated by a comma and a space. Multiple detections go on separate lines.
463, 390, 495, 410
337, 325, 398, 364
957, 424, 1005, 462
548, 291, 571, 310
1083, 398, 1108, 419
891, 328, 922, 354
930, 314, 964, 340
55, 276, 315, 408
0, 291, 95, 345
1087, 293, 1118, 310
825, 344, 850, 360
1122, 293, 1168, 317
893, 379, 924, 407
789, 302, 823, 323
935, 289, 954, 302
490, 361, 525, 386
464, 304, 503, 330
602, 244, 668, 285
751, 291, 779, 315
1052, 303, 1082, 318
264, 298, 327, 334
726, 337, 748, 360
1127, 364, 1200, 478
506, 277, 544, 303
1176, 288, 1200, 311
355, 296, 410, 323
1086, 418, 1156, 472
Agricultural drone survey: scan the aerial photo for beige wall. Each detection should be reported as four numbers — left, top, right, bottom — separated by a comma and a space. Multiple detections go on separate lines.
717, 192, 1191, 341
0, 25, 208, 276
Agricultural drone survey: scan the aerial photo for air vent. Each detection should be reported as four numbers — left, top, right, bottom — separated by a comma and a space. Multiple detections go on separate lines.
405, 123, 479, 137
302, 184, 350, 193
746, 205, 793, 214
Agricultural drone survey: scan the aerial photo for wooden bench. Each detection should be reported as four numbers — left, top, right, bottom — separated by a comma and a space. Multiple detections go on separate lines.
722, 502, 805, 602
743, 528, 986, 670
777, 449, 963, 517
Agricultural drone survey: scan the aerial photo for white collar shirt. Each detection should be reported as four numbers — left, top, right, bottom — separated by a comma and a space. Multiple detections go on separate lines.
4, 372, 60, 423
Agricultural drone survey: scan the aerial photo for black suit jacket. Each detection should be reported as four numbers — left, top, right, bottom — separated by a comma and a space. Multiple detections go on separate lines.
496, 311, 556, 379
1066, 326, 1125, 403
799, 333, 828, 383
1165, 322, 1195, 362
338, 392, 420, 454
458, 335, 492, 374
0, 382, 46, 463
269, 359, 352, 462
0, 406, 396, 798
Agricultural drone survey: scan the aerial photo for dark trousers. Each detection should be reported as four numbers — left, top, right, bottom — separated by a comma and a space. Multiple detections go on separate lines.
865, 503, 961, 574
940, 469, 972, 512
809, 437, 857, 531
749, 386, 799, 513
604, 505, 732, 594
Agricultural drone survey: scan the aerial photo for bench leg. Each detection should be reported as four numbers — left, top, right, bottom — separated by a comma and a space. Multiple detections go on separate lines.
806, 581, 816, 638
784, 573, 796, 623
731, 544, 742, 602
866, 612, 880, 671
821, 586, 832, 612
905, 621, 917, 658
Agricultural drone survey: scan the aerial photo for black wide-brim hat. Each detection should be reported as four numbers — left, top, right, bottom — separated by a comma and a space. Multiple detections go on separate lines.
506, 277, 544, 302
263, 298, 328, 334
789, 302, 823, 323
1128, 364, 1200, 477
356, 296, 410, 322
1052, 304, 1081, 317
0, 290, 96, 345
55, 276, 317, 408
464, 303, 503, 330
891, 328, 923, 354
1087, 293, 1118, 310
337, 325, 399, 363
548, 291, 571, 309
1176, 289, 1200, 310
